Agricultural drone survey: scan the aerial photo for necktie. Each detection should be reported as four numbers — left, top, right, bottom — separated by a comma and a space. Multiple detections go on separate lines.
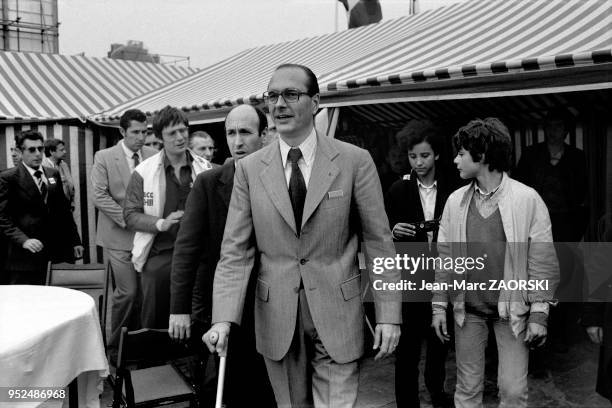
287, 148, 306, 235
132, 152, 140, 168
34, 170, 48, 203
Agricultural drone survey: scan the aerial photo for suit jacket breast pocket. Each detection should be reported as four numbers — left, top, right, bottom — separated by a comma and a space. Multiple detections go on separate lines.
256, 278, 270, 302
340, 274, 362, 301
319, 195, 349, 211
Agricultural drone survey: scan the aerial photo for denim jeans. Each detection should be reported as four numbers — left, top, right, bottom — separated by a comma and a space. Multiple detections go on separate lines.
454, 313, 528, 408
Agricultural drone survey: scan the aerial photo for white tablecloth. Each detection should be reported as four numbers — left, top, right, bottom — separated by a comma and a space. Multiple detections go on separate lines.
0, 285, 109, 408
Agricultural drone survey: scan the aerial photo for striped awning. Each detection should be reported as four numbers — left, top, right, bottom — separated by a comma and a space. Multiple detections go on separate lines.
0, 51, 197, 121
94, 0, 612, 123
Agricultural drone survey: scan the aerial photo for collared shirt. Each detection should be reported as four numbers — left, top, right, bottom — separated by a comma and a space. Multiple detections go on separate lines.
42, 156, 56, 169
417, 179, 437, 221
473, 174, 505, 218
121, 140, 143, 173
22, 162, 48, 193
151, 151, 194, 254
417, 179, 438, 243
279, 128, 317, 189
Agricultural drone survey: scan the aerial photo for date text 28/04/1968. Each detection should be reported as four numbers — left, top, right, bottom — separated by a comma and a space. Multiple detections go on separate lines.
372, 279, 549, 291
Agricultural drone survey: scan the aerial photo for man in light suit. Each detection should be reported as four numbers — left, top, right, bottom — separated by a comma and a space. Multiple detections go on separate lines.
0, 130, 82, 284
204, 64, 401, 407
91, 109, 157, 361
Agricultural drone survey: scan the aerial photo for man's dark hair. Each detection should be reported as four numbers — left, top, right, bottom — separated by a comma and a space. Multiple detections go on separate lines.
152, 106, 189, 138
545, 106, 573, 130
44, 138, 65, 157
396, 120, 442, 155
224, 105, 268, 136
453, 117, 512, 173
16, 130, 44, 150
273, 63, 320, 96
119, 109, 147, 131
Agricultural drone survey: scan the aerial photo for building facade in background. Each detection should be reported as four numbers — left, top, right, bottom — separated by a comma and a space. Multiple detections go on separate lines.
107, 40, 160, 63
1, 0, 58, 53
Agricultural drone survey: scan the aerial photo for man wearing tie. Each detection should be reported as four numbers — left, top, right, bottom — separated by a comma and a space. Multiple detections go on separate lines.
204, 64, 401, 407
91, 109, 157, 362
0, 130, 82, 284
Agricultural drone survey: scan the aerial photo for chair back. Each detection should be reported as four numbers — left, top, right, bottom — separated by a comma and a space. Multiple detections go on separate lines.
46, 262, 107, 288
114, 328, 199, 408
46, 261, 111, 348
117, 328, 197, 368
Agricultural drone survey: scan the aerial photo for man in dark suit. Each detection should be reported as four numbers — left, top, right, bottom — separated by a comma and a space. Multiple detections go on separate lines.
0, 130, 82, 285
169, 104, 274, 407
204, 64, 401, 407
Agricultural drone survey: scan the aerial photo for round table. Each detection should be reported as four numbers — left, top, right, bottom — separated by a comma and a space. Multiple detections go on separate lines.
0, 285, 109, 408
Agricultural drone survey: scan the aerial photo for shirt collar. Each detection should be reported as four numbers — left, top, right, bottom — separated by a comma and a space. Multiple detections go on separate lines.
22, 162, 41, 176
473, 172, 506, 198
163, 150, 192, 170
121, 140, 141, 160
417, 179, 437, 190
279, 128, 317, 168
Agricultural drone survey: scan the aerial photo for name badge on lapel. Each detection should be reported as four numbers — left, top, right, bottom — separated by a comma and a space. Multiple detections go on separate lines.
48, 177, 57, 185
328, 190, 343, 199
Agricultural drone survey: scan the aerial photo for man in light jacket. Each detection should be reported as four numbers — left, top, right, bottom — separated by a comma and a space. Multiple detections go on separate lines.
124, 106, 212, 330
431, 118, 559, 408
92, 109, 157, 362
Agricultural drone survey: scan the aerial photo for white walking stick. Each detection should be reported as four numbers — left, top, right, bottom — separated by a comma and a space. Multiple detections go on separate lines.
210, 332, 227, 408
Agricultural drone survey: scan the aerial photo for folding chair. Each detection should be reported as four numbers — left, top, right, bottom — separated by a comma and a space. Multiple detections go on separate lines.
45, 261, 111, 348
112, 327, 201, 408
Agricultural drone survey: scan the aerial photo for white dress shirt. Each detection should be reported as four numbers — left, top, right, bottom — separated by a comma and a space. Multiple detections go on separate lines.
417, 179, 437, 243
121, 140, 143, 173
23, 162, 48, 193
279, 128, 317, 189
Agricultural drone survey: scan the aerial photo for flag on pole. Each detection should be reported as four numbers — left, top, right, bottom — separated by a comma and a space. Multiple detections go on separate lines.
338, 0, 382, 29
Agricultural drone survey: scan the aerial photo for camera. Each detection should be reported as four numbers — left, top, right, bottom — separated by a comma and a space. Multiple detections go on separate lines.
412, 218, 440, 233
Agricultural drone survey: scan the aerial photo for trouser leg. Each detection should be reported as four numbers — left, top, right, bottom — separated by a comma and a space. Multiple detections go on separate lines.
454, 313, 487, 408
395, 302, 427, 407
263, 288, 360, 408
141, 250, 172, 329
106, 248, 140, 362
494, 320, 528, 408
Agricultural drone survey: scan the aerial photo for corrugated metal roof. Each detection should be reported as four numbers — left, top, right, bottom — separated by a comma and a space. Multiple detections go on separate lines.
0, 51, 197, 121
94, 0, 612, 122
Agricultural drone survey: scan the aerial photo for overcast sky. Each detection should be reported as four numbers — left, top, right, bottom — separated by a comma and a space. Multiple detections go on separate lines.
58, 0, 460, 69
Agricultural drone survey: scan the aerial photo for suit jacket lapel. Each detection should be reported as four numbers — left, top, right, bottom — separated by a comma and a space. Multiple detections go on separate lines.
17, 164, 44, 204
217, 160, 235, 210
113, 143, 132, 190
259, 141, 298, 235
301, 133, 339, 229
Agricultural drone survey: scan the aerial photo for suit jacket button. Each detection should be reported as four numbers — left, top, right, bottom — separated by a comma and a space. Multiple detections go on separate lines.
294, 286, 300, 293
300, 259, 308, 265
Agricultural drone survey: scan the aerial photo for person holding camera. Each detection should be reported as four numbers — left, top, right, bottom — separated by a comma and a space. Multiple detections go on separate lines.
386, 121, 455, 408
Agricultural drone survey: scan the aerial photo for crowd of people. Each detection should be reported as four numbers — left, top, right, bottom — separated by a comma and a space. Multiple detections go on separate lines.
0, 63, 610, 408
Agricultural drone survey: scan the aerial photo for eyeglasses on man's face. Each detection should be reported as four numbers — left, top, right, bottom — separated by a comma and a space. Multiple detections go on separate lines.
263, 88, 310, 104
144, 141, 161, 147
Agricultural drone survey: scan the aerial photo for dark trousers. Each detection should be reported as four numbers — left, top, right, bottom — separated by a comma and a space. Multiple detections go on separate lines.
395, 302, 449, 407
141, 249, 172, 329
